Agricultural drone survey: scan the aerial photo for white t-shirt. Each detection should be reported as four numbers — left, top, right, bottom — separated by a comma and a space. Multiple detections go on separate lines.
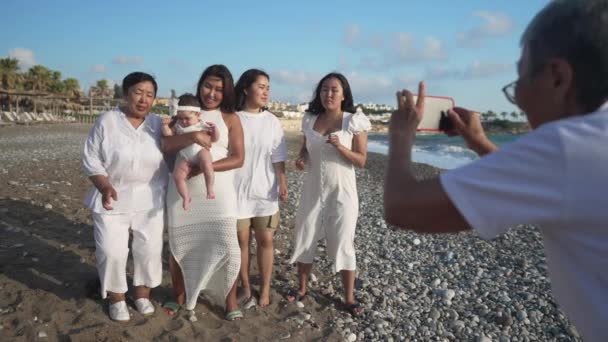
82, 108, 169, 214
234, 110, 288, 219
440, 103, 608, 342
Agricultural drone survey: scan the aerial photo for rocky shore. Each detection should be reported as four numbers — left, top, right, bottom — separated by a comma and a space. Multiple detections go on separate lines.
0, 123, 581, 341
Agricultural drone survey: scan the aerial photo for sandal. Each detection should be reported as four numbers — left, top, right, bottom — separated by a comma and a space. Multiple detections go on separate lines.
225, 310, 243, 321
162, 302, 181, 316
285, 289, 306, 303
243, 297, 257, 310
345, 302, 364, 317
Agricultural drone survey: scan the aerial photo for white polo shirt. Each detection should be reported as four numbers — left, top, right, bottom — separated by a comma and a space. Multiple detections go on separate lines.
440, 103, 608, 342
82, 108, 169, 214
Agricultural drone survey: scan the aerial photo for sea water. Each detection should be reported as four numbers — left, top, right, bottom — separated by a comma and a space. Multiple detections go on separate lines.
368, 133, 520, 169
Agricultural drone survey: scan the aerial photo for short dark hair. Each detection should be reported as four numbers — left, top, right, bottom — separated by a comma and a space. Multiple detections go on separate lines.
308, 72, 356, 115
522, 0, 608, 112
196, 64, 236, 113
122, 72, 157, 98
235, 69, 270, 111
177, 93, 199, 107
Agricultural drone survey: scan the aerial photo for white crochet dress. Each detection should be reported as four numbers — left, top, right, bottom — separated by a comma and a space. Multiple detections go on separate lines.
167, 109, 240, 310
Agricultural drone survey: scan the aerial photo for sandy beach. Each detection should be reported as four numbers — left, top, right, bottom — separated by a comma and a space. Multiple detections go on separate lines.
0, 122, 581, 341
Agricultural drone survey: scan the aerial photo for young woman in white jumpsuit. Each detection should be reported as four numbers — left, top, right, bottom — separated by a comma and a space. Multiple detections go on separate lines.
289, 73, 370, 316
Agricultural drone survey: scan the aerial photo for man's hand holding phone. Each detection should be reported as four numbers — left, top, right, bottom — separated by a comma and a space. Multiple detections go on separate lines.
447, 107, 498, 156
389, 81, 426, 137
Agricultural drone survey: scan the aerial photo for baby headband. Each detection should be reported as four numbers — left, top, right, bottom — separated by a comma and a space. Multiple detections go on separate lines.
177, 106, 201, 112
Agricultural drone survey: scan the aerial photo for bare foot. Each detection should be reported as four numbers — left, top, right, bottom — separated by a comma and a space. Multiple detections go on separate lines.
239, 287, 251, 303
182, 196, 192, 211
259, 291, 270, 308
207, 190, 215, 199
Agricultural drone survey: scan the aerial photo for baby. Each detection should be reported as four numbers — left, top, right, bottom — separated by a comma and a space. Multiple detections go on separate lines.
162, 94, 218, 210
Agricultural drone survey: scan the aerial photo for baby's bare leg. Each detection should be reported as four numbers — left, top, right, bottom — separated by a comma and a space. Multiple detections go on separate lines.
174, 159, 193, 210
198, 149, 215, 199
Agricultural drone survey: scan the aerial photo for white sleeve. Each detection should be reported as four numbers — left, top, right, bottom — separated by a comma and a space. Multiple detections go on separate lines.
271, 118, 288, 163
440, 126, 567, 240
82, 117, 108, 177
347, 112, 372, 134
301, 112, 312, 132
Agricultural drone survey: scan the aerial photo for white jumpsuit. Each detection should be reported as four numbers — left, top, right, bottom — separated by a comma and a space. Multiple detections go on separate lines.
290, 111, 371, 273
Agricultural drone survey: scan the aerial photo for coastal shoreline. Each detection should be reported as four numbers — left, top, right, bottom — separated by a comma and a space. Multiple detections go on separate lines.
0, 123, 580, 341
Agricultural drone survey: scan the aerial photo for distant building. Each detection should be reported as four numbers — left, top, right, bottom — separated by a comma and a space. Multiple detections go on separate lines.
154, 97, 170, 106
297, 103, 309, 112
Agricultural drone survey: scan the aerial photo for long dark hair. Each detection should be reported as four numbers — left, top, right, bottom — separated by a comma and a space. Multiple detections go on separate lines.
307, 72, 356, 115
196, 64, 235, 113
235, 68, 270, 111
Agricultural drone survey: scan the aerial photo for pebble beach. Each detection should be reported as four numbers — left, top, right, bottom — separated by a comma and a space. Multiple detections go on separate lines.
0, 122, 582, 341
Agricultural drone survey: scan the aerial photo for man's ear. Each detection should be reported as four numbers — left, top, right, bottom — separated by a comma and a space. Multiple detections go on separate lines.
548, 58, 574, 100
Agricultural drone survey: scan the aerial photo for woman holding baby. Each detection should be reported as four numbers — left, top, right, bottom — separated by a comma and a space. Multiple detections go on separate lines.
162, 64, 245, 321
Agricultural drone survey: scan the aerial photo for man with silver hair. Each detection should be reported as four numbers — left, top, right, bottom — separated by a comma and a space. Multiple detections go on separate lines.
384, 1, 608, 341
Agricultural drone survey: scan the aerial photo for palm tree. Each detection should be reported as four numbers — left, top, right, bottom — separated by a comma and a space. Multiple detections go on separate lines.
113, 83, 122, 99
0, 58, 21, 112
26, 65, 53, 112
63, 78, 81, 98
48, 70, 65, 94
26, 65, 52, 92
95, 79, 111, 98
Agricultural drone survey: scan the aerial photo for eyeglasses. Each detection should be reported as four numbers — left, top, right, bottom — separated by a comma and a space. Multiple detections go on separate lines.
502, 81, 517, 104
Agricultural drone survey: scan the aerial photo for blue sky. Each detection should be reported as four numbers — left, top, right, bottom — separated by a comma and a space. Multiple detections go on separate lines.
0, 0, 548, 113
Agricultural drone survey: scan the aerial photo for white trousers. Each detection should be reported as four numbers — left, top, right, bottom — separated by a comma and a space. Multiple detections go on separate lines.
92, 208, 164, 298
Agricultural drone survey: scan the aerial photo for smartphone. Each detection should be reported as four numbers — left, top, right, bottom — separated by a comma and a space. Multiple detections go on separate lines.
411, 95, 455, 132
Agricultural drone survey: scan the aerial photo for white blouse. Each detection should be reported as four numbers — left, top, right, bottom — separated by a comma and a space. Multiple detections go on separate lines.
233, 110, 288, 219
82, 108, 169, 214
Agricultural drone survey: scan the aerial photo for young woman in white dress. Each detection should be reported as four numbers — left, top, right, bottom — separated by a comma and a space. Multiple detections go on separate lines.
289, 72, 371, 316
233, 69, 288, 308
162, 65, 245, 321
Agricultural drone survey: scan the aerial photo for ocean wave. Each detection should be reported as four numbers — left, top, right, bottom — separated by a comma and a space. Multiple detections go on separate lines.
368, 141, 477, 169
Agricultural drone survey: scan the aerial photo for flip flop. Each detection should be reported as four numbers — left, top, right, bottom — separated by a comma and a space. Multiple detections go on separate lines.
345, 302, 364, 317
162, 302, 181, 316
225, 310, 243, 321
285, 289, 306, 303
243, 297, 257, 310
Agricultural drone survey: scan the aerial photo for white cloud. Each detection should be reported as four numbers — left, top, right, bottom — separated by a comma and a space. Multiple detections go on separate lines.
272, 70, 322, 86
355, 33, 446, 70
425, 61, 512, 80
8, 48, 36, 68
368, 34, 384, 49
90, 64, 106, 73
268, 69, 419, 106
342, 24, 447, 71
347, 72, 392, 98
343, 24, 361, 47
458, 11, 513, 48
112, 56, 144, 65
